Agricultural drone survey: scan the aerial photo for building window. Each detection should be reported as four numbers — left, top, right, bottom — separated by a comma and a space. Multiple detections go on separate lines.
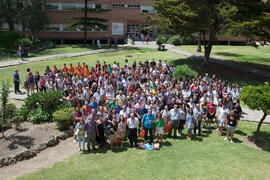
112, 4, 125, 8
45, 3, 58, 10
140, 6, 155, 14
2, 23, 9, 31
62, 3, 76, 11
46, 24, 60, 32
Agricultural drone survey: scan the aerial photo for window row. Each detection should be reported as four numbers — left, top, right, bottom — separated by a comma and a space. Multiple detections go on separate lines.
45, 3, 108, 11
112, 4, 141, 8
45, 24, 107, 32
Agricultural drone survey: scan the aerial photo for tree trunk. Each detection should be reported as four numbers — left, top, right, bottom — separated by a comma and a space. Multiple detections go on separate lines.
0, 125, 4, 138
197, 32, 201, 52
83, 0, 88, 46
255, 113, 267, 143
202, 31, 214, 67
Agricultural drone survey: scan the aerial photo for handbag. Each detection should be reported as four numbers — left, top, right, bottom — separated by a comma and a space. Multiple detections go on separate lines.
164, 123, 171, 133
140, 130, 145, 138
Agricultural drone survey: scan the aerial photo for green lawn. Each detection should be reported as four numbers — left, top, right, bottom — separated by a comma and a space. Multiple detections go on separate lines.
0, 44, 110, 62
16, 121, 270, 180
175, 45, 270, 71
0, 47, 267, 88
0, 48, 182, 85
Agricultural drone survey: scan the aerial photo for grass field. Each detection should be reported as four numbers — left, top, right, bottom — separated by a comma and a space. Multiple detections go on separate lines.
0, 48, 267, 88
0, 44, 110, 62
175, 45, 270, 71
16, 121, 270, 180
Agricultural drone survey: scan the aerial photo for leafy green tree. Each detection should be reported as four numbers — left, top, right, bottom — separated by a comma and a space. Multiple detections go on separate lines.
0, 0, 19, 30
240, 82, 270, 142
148, 0, 270, 65
0, 81, 9, 137
65, 0, 109, 46
21, 0, 49, 39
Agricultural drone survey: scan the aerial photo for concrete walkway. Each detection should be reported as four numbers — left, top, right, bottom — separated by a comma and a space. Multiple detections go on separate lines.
131, 41, 270, 79
0, 47, 133, 68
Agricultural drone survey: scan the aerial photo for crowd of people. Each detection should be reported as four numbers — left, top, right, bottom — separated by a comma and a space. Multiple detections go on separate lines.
13, 59, 242, 152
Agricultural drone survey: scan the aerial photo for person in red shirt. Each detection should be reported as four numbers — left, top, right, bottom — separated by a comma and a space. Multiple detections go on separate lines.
96, 68, 101, 77
206, 100, 216, 128
82, 100, 91, 117
95, 60, 101, 70
102, 61, 107, 72
68, 63, 75, 75
91, 66, 96, 75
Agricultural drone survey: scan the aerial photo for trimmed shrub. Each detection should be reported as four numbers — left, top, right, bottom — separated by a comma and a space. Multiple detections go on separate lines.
27, 107, 50, 124
173, 65, 198, 80
156, 35, 167, 45
167, 35, 181, 46
53, 108, 74, 130
181, 35, 197, 45
0, 31, 21, 49
15, 37, 33, 48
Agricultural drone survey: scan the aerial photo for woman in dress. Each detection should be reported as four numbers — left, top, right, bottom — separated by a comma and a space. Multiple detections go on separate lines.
96, 115, 105, 149
117, 115, 126, 148
155, 112, 164, 144
186, 108, 196, 140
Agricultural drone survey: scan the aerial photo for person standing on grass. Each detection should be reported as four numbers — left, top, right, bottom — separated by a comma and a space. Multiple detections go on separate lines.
217, 103, 229, 136
224, 110, 238, 143
24, 75, 30, 96
13, 70, 21, 94
206, 100, 216, 128
142, 109, 155, 144
34, 71, 40, 92
169, 105, 180, 138
145, 34, 150, 45
28, 72, 35, 95
127, 113, 139, 147
85, 115, 96, 152
186, 108, 196, 140
193, 103, 203, 137
117, 115, 126, 148
155, 112, 164, 144
75, 118, 86, 152
178, 105, 186, 137
108, 116, 118, 149
73, 107, 83, 142
96, 115, 105, 149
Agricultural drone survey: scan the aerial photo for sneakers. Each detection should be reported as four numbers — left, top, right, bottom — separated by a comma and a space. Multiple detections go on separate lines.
224, 137, 228, 141
230, 139, 233, 143
177, 132, 182, 137
216, 128, 219, 131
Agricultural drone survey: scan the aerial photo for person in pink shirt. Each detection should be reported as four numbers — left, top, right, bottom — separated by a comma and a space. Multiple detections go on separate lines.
82, 100, 91, 118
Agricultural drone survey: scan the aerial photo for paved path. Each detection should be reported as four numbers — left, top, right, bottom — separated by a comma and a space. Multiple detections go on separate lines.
0, 47, 133, 68
0, 138, 77, 180
131, 41, 270, 78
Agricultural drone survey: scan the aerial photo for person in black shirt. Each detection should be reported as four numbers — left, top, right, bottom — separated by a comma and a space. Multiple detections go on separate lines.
232, 103, 242, 120
224, 110, 238, 143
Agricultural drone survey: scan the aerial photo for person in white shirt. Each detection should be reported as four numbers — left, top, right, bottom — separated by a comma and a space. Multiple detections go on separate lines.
127, 113, 139, 147
217, 103, 229, 136
116, 90, 125, 106
119, 105, 130, 119
193, 104, 203, 136
169, 104, 181, 138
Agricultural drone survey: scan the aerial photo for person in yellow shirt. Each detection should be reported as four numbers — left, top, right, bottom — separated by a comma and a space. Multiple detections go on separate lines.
151, 86, 159, 96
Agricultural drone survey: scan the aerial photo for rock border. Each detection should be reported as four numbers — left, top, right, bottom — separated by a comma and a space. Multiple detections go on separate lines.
0, 126, 74, 167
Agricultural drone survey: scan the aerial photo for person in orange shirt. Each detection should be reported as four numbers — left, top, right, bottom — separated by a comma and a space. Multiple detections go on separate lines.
68, 63, 75, 75
82, 62, 86, 71
61, 63, 68, 75
83, 65, 90, 77
76, 62, 82, 70
76, 67, 83, 79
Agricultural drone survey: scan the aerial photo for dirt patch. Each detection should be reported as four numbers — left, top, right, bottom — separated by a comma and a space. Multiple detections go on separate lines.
126, 55, 133, 58
0, 138, 77, 180
0, 122, 62, 158
243, 136, 270, 151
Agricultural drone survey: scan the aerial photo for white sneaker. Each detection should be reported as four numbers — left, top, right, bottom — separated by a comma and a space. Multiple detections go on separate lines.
216, 128, 219, 131
74, 139, 77, 143
178, 132, 182, 137
230, 139, 233, 143
224, 137, 228, 141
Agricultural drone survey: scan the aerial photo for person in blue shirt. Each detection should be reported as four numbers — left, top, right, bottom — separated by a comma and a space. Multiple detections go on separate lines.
142, 109, 155, 143
89, 97, 98, 111
13, 70, 21, 94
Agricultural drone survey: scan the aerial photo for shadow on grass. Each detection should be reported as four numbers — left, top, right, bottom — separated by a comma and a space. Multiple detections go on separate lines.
170, 57, 268, 86
249, 131, 270, 153
235, 130, 247, 136
214, 52, 242, 58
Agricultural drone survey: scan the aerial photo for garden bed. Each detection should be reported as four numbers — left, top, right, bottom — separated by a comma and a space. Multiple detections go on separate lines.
0, 122, 72, 167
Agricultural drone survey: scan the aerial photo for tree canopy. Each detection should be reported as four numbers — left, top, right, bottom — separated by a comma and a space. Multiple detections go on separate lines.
148, 0, 270, 65
240, 82, 270, 141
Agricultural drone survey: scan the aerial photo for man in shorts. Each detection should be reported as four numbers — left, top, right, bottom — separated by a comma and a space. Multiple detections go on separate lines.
224, 110, 238, 143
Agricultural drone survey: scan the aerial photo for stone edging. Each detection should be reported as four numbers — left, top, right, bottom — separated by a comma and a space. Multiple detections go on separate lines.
0, 127, 74, 167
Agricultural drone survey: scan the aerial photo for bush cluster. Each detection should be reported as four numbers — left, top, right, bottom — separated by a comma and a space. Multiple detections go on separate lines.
156, 35, 167, 45
53, 108, 75, 130
19, 91, 66, 124
173, 65, 198, 80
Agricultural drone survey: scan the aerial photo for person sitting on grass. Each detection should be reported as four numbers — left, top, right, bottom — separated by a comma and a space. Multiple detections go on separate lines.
224, 110, 238, 143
